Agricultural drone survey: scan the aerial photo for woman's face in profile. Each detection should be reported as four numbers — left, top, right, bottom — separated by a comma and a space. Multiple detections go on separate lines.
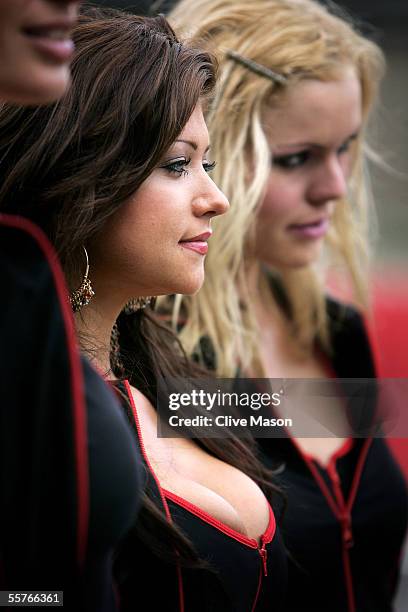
0, 0, 80, 104
89, 104, 229, 303
254, 67, 362, 270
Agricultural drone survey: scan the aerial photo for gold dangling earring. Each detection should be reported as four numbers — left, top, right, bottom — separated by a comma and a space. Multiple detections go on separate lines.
69, 246, 95, 313
123, 296, 155, 314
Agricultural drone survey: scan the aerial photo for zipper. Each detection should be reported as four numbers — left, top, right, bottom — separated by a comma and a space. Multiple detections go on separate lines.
164, 490, 275, 612
258, 538, 268, 576
327, 464, 354, 549
293, 438, 371, 612
298, 441, 373, 612
339, 513, 354, 549
251, 535, 269, 612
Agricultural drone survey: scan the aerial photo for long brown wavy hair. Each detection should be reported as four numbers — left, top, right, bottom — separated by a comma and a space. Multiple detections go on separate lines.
0, 6, 282, 570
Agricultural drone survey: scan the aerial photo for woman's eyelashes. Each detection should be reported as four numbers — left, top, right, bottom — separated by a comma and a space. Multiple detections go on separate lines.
161, 157, 216, 177
163, 157, 191, 176
272, 139, 354, 170
273, 150, 310, 170
203, 160, 217, 173
336, 139, 353, 155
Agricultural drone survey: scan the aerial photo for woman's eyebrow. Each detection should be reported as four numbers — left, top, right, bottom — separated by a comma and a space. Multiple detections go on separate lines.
347, 131, 359, 142
175, 139, 210, 153
273, 131, 360, 151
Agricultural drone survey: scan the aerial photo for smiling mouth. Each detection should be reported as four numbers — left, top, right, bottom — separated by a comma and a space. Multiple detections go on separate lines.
179, 231, 211, 255
23, 23, 75, 62
288, 219, 330, 239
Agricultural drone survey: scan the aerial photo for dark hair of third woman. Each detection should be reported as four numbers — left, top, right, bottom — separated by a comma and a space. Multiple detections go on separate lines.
0, 7, 283, 570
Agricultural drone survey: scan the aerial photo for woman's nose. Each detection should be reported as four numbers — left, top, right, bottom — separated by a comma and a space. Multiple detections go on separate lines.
193, 177, 230, 218
308, 156, 348, 206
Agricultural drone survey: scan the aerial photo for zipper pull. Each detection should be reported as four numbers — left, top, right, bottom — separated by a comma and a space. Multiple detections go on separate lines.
340, 513, 354, 549
258, 543, 268, 576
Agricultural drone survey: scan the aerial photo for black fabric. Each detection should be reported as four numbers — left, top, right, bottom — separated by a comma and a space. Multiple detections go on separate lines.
326, 298, 376, 379
169, 500, 287, 612
114, 381, 288, 611
257, 300, 408, 611
0, 217, 142, 611
82, 359, 143, 611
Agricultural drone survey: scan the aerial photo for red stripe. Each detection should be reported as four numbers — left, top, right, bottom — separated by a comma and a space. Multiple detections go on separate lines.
292, 438, 340, 518
347, 437, 372, 511
163, 488, 276, 548
163, 490, 275, 612
123, 380, 185, 612
250, 564, 263, 612
299, 437, 354, 477
341, 539, 356, 612
293, 435, 373, 612
0, 214, 89, 567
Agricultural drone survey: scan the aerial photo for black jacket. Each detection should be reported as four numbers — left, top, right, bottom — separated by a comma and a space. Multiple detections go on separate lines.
0, 214, 142, 611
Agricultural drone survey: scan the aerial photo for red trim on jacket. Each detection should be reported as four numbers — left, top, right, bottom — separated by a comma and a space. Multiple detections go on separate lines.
123, 381, 185, 612
293, 435, 373, 612
300, 437, 354, 471
163, 488, 276, 548
122, 381, 279, 611
163, 485, 274, 610
0, 213, 89, 567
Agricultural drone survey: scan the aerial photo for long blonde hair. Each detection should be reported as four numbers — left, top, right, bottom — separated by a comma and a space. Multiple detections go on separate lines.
167, 0, 385, 376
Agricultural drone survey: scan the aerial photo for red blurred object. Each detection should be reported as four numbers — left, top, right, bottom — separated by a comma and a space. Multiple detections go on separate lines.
368, 270, 408, 477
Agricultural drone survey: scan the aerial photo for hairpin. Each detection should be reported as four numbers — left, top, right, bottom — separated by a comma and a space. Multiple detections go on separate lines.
226, 50, 287, 85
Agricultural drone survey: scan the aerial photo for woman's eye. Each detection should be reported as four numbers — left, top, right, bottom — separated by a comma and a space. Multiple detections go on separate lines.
337, 141, 351, 156
203, 160, 216, 173
162, 157, 191, 176
272, 151, 310, 169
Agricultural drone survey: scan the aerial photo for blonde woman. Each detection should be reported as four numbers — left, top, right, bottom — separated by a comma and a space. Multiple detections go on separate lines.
169, 1, 408, 610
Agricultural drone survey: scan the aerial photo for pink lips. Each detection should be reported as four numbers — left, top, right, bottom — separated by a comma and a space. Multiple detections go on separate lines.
179, 231, 212, 256
288, 218, 329, 239
23, 22, 76, 63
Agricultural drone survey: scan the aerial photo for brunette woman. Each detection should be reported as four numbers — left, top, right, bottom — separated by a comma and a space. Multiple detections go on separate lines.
0, 8, 287, 611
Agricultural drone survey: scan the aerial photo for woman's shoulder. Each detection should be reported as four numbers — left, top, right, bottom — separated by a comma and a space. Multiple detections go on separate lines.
324, 296, 376, 378
325, 296, 365, 326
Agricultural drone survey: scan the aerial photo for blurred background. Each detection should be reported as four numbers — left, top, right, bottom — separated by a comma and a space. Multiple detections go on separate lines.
96, 1, 408, 608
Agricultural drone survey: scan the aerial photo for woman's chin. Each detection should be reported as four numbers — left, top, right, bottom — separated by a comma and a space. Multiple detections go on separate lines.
0, 69, 71, 105
261, 244, 323, 271
180, 281, 205, 296
155, 272, 204, 298
177, 273, 205, 296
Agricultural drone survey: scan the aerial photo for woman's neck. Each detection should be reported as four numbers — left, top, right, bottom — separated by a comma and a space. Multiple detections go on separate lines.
244, 260, 282, 323
74, 297, 122, 378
